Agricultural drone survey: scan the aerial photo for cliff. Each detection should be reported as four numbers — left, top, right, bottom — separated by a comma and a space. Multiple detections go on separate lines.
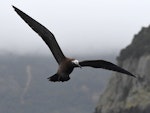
95, 26, 150, 113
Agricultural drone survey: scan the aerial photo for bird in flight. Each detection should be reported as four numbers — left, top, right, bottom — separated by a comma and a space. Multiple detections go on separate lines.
13, 6, 136, 82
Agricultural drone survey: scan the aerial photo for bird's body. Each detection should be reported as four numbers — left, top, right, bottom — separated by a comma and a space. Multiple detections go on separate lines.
51, 58, 75, 82
13, 6, 136, 82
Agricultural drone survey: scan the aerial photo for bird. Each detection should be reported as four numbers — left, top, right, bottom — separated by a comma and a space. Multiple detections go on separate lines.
12, 6, 136, 82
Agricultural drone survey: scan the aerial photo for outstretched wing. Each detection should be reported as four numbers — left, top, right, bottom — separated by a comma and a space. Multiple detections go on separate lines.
79, 60, 136, 77
13, 6, 66, 64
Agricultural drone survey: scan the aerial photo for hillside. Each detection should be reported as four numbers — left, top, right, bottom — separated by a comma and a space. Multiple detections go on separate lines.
95, 26, 150, 113
0, 53, 115, 113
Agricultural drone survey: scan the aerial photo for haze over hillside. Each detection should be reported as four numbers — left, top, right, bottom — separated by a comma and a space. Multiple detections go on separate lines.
95, 26, 150, 113
0, 53, 115, 113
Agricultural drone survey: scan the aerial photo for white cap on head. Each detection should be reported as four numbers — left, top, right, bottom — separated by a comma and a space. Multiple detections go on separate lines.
72, 59, 82, 68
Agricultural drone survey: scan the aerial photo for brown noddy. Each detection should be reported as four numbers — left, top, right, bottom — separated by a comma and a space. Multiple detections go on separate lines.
12, 6, 136, 82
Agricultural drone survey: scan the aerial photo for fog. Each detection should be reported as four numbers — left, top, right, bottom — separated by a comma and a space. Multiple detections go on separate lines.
1, 0, 150, 56
1, 1, 150, 113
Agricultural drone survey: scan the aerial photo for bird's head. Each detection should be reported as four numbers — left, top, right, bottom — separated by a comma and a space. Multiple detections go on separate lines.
72, 59, 82, 68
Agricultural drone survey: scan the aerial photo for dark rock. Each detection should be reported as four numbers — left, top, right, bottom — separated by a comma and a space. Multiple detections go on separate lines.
95, 26, 150, 113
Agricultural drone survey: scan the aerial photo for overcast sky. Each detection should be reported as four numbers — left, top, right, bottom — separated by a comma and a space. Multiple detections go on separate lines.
1, 0, 150, 56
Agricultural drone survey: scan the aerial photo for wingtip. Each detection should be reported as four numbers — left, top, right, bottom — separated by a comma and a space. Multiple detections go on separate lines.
133, 75, 137, 78
130, 73, 137, 78
12, 5, 18, 11
124, 71, 136, 78
12, 5, 15, 9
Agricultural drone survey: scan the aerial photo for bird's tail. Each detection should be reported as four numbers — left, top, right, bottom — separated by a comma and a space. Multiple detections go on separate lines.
47, 74, 59, 82
47, 74, 70, 82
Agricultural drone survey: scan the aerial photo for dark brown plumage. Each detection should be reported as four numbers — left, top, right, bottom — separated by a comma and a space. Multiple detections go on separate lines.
13, 6, 136, 82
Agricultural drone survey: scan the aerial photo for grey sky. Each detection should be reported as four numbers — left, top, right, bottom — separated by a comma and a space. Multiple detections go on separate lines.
1, 0, 150, 55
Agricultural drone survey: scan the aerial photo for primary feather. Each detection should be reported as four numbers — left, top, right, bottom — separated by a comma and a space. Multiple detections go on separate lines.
79, 60, 136, 77
12, 6, 66, 64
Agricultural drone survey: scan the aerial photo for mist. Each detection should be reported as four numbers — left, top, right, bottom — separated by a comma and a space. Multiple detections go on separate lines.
1, 0, 150, 56
0, 1, 150, 113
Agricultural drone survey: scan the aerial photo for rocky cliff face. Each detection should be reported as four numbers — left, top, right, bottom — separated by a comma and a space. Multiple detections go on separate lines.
95, 26, 150, 113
